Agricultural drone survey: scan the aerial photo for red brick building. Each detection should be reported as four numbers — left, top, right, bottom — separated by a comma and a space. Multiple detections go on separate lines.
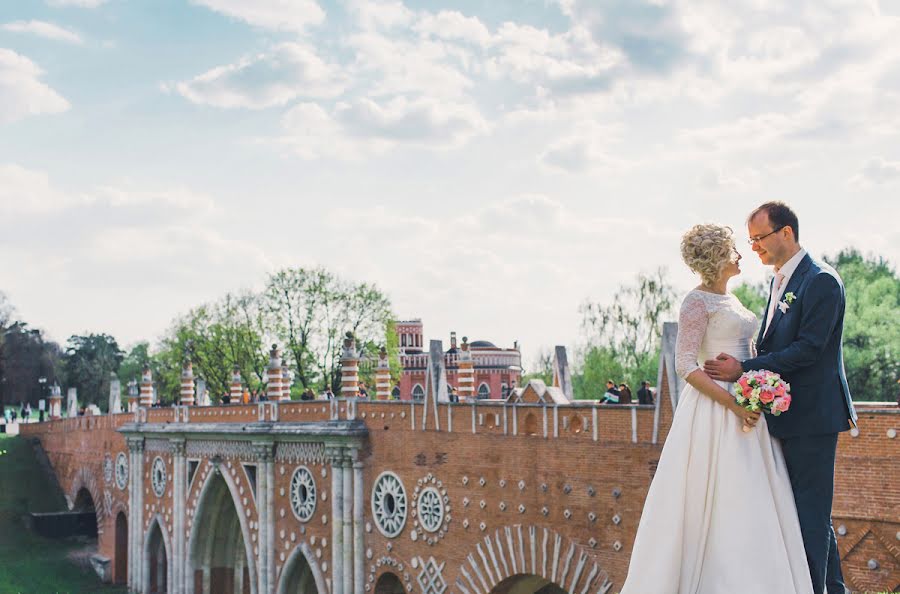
395, 319, 522, 401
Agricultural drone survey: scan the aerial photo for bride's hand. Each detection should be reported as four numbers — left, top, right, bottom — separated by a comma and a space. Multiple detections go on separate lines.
732, 404, 761, 430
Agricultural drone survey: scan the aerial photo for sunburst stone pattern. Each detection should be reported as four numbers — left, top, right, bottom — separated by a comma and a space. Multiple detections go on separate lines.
372, 471, 407, 538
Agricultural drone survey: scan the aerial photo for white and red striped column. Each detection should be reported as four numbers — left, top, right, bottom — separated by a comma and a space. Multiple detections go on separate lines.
139, 366, 153, 407
457, 336, 475, 401
266, 345, 283, 402
340, 332, 359, 398
281, 363, 292, 402
230, 366, 243, 403
375, 347, 391, 400
180, 360, 195, 406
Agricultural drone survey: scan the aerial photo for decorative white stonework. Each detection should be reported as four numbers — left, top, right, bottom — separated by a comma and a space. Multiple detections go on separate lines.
372, 471, 408, 538
186, 440, 257, 460
276, 442, 326, 464
145, 438, 173, 453
115, 452, 128, 490
416, 487, 444, 533
151, 456, 167, 498
415, 556, 447, 594
289, 466, 317, 522
103, 454, 114, 485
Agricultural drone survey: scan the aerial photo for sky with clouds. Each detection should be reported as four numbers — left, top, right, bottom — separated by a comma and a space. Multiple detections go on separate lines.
2, 0, 899, 368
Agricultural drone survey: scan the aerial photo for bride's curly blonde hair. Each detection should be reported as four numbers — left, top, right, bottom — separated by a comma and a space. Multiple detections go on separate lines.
680, 224, 737, 286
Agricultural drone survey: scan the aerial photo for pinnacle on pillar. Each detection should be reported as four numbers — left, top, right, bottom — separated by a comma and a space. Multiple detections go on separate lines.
180, 359, 196, 406
49, 384, 63, 419
230, 366, 243, 404
266, 344, 283, 402
375, 346, 391, 400
127, 379, 139, 412
281, 363, 292, 402
340, 332, 359, 398
457, 336, 475, 402
139, 366, 154, 407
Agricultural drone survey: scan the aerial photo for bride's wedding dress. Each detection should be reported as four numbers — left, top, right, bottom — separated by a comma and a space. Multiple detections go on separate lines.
620, 290, 813, 594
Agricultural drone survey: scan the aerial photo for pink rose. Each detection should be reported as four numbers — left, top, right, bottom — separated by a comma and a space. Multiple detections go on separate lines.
774, 385, 786, 398
771, 397, 785, 413
759, 388, 775, 404
738, 376, 751, 395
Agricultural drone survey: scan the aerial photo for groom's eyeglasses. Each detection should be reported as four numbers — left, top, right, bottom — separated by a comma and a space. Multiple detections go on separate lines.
747, 225, 785, 245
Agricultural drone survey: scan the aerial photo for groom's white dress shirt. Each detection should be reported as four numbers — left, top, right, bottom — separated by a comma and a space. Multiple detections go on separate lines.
764, 247, 807, 335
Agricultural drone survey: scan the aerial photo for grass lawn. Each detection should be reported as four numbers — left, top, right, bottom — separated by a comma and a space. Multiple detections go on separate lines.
0, 434, 126, 594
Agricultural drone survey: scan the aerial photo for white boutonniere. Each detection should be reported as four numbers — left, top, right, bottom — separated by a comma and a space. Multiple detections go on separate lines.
777, 292, 796, 314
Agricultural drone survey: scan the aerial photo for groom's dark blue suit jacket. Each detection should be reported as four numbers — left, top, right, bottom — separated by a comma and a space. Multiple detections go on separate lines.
741, 253, 858, 439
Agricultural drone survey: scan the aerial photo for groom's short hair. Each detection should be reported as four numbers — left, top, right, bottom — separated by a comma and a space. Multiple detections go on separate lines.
749, 201, 800, 241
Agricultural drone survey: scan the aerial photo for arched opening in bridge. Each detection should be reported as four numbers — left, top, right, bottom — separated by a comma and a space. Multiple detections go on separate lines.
145, 519, 168, 594
190, 473, 252, 594
71, 487, 98, 537
114, 511, 127, 585
278, 546, 320, 594
375, 572, 404, 594
489, 574, 567, 594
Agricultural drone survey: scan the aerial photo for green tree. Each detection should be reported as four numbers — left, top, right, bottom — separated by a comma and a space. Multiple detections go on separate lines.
63, 334, 123, 410
733, 281, 768, 318
263, 268, 394, 393
578, 268, 676, 398
158, 291, 268, 403
825, 249, 900, 401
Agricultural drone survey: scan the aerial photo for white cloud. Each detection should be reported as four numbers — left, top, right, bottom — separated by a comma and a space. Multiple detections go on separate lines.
175, 43, 346, 109
0, 49, 69, 125
189, 0, 325, 33
0, 163, 81, 216
1, 20, 83, 44
848, 157, 900, 187
46, 0, 107, 7
538, 123, 629, 174
279, 96, 487, 159
345, 0, 414, 31
414, 11, 491, 47
346, 32, 474, 99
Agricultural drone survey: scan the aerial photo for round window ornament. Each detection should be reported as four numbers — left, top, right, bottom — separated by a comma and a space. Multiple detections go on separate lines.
115, 452, 129, 490
417, 487, 444, 533
372, 471, 408, 538
290, 466, 317, 522
151, 456, 167, 498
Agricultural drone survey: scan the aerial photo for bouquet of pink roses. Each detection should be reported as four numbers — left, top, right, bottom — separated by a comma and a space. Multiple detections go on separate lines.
734, 369, 791, 432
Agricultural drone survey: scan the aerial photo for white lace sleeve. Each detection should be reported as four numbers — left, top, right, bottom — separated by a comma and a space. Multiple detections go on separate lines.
675, 291, 709, 380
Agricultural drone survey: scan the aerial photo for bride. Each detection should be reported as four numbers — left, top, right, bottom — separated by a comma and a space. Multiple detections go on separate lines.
619, 224, 813, 594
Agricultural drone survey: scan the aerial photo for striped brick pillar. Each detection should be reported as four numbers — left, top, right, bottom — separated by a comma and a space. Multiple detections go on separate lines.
127, 380, 139, 412
49, 384, 63, 419
230, 366, 243, 403
375, 347, 391, 400
180, 360, 195, 406
281, 364, 292, 402
340, 332, 359, 398
139, 366, 153, 407
266, 344, 283, 402
457, 336, 475, 401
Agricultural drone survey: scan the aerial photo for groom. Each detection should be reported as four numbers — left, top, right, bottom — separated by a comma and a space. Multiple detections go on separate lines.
705, 201, 857, 594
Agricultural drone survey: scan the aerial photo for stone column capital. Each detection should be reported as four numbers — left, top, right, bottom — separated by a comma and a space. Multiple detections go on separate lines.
253, 442, 275, 463
170, 438, 186, 456
127, 437, 145, 453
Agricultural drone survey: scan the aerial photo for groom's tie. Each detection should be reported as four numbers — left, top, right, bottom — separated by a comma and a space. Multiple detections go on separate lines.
764, 272, 785, 335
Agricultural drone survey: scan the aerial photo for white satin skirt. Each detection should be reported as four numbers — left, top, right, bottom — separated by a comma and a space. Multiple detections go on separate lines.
619, 382, 814, 594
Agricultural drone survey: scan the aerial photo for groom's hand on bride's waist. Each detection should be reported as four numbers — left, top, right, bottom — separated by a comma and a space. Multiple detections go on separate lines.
704, 353, 742, 382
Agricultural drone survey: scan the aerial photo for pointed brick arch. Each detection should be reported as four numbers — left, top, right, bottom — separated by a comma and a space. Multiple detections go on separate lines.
188, 462, 258, 594
452, 526, 613, 594
143, 513, 172, 594
276, 542, 328, 594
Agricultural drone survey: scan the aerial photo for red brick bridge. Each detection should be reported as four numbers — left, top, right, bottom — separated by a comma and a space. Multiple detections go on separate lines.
20, 332, 900, 594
